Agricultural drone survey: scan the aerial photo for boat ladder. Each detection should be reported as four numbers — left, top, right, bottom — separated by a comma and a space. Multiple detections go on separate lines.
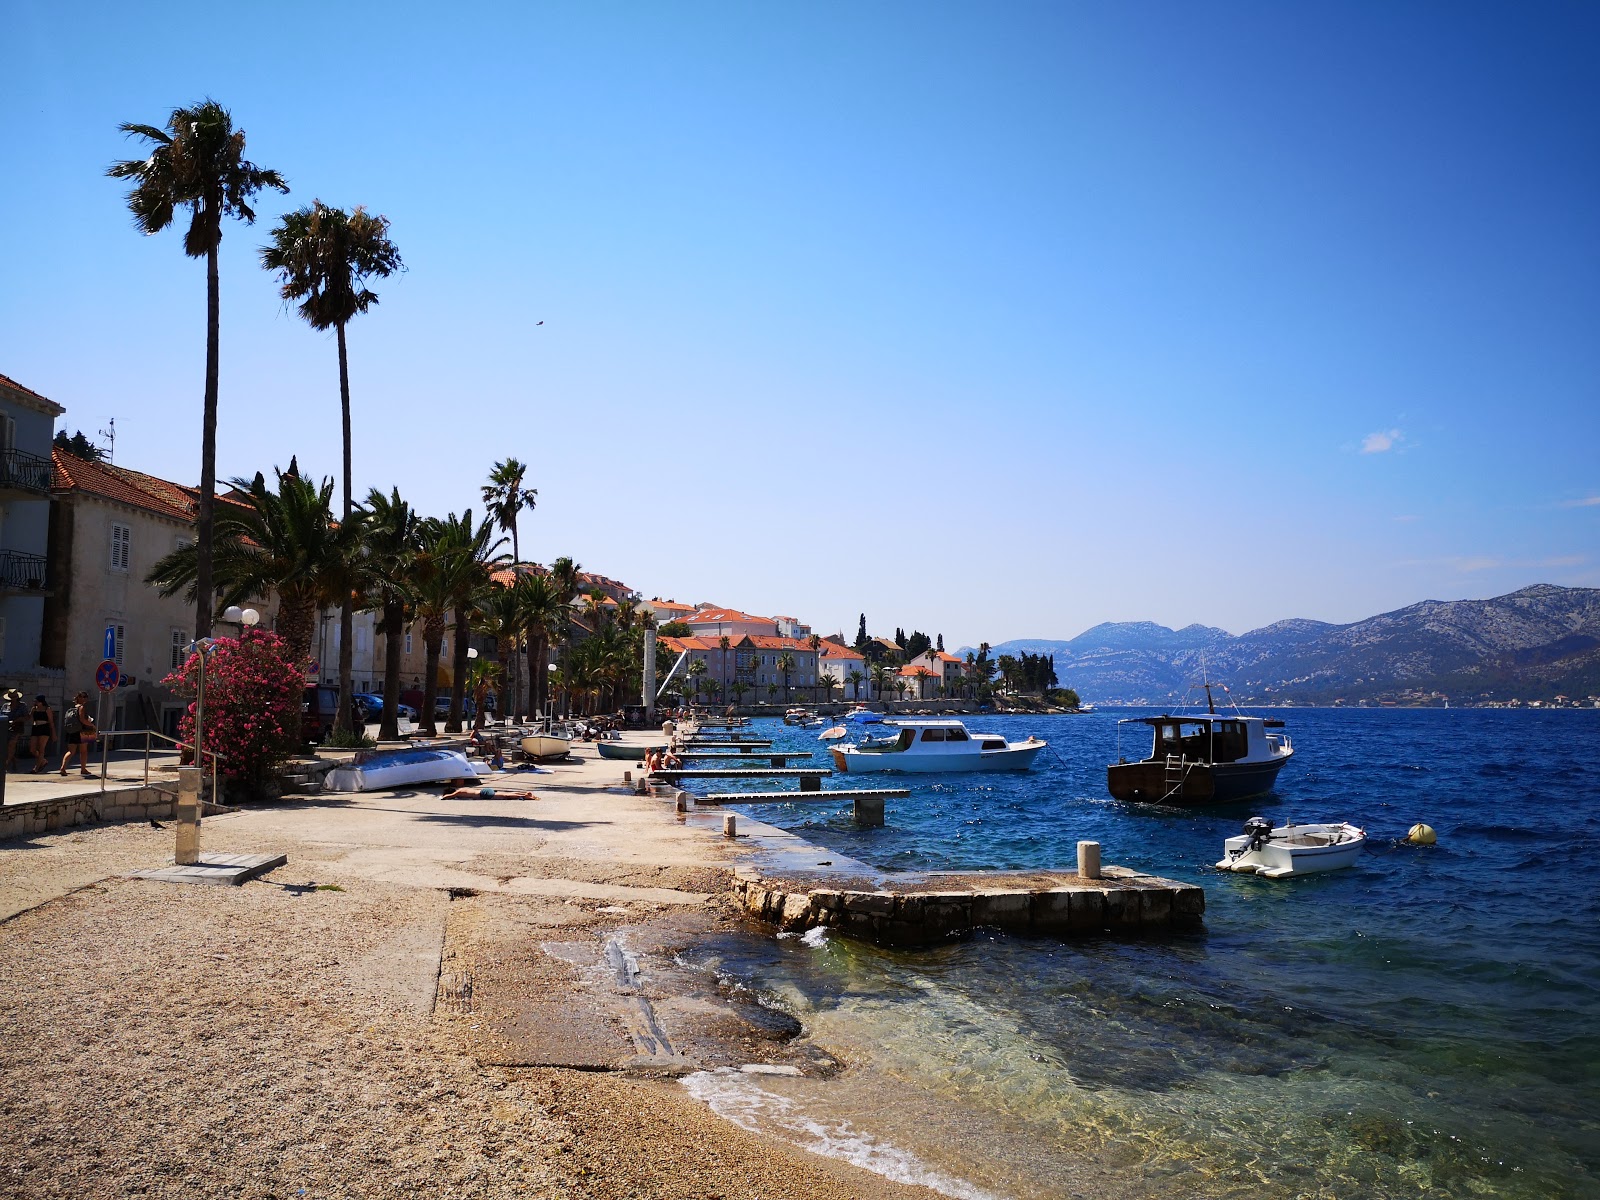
1162, 754, 1190, 801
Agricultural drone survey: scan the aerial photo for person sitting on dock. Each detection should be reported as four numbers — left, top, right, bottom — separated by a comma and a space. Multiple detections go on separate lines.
644, 748, 662, 774
661, 749, 682, 770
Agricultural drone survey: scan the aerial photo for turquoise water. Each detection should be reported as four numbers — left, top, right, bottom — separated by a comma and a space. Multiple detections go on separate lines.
675, 710, 1600, 1199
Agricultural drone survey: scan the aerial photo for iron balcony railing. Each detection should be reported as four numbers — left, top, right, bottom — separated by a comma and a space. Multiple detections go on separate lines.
0, 447, 53, 495
0, 549, 48, 591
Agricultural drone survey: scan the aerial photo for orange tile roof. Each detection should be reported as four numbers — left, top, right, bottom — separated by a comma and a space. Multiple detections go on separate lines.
52, 448, 205, 523
899, 664, 934, 676
739, 635, 817, 652
821, 643, 864, 660
689, 607, 773, 626
660, 635, 724, 653
0, 371, 65, 414
935, 652, 963, 663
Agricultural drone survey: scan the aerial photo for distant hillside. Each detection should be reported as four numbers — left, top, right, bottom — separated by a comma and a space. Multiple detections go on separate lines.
962, 585, 1600, 705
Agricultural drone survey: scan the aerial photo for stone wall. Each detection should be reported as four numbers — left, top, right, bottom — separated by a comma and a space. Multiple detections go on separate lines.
0, 786, 178, 841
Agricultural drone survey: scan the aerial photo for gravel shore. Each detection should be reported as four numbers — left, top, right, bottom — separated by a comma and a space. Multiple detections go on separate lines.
0, 755, 948, 1200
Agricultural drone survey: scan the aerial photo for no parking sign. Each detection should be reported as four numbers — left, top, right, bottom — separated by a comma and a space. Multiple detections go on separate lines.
95, 659, 121, 692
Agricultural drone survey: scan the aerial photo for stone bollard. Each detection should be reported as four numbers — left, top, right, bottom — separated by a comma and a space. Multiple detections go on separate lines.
1077, 840, 1101, 879
175, 766, 201, 866
854, 795, 885, 827
676, 792, 688, 813
723, 813, 737, 838
623, 770, 631, 783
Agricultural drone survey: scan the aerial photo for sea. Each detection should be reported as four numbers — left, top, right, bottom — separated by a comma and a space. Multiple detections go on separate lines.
667, 708, 1600, 1200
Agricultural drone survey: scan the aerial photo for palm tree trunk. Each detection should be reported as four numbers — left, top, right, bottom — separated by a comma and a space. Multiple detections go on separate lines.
194, 241, 221, 640
422, 617, 444, 737
275, 593, 318, 669
525, 633, 541, 721
380, 600, 403, 740
447, 606, 470, 732
334, 321, 355, 736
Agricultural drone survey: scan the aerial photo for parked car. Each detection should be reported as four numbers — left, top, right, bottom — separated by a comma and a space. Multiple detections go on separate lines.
433, 694, 476, 718
354, 692, 416, 722
303, 686, 369, 743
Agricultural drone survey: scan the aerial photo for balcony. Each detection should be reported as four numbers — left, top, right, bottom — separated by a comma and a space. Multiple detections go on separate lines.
0, 447, 53, 499
0, 550, 50, 596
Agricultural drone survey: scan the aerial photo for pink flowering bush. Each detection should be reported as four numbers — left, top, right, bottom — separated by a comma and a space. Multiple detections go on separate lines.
162, 627, 302, 797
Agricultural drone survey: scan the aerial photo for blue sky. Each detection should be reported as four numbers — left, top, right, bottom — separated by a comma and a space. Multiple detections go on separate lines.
2, 1, 1596, 647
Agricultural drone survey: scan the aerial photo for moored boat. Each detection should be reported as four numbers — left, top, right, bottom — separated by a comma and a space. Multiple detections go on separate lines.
1216, 817, 1365, 878
1108, 712, 1293, 804
831, 718, 1045, 773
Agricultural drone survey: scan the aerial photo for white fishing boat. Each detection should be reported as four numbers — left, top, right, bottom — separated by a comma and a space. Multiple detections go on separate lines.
323, 748, 487, 792
1216, 817, 1366, 878
830, 717, 1045, 774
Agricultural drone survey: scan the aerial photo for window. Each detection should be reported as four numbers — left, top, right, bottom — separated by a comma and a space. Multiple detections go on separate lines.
945, 727, 968, 742
920, 728, 946, 742
108, 623, 126, 665
170, 628, 187, 670
110, 524, 131, 571
404, 632, 413, 654
174, 536, 191, 553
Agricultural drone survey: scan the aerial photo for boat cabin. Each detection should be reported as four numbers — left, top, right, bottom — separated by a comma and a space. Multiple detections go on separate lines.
856, 719, 1007, 755
1116, 714, 1283, 766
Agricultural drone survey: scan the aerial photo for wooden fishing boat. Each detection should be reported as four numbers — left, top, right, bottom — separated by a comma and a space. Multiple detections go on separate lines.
1108, 713, 1293, 804
520, 734, 572, 761
596, 740, 664, 761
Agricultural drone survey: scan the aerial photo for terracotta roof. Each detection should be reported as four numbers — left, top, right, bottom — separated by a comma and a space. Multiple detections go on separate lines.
900, 664, 933, 676
688, 607, 773, 626
659, 635, 726, 653
52, 448, 202, 523
0, 371, 66, 416
821, 643, 864, 660
739, 635, 816, 652
935, 651, 963, 663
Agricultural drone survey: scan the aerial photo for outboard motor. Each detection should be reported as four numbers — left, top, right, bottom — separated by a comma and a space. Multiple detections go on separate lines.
1243, 816, 1275, 852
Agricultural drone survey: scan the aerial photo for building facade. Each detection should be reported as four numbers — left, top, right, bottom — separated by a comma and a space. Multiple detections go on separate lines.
0, 373, 65, 692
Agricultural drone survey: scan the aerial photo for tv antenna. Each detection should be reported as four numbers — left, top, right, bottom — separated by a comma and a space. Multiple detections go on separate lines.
97, 418, 116, 464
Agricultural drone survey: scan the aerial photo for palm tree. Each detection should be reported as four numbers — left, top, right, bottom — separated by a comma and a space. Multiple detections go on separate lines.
482, 459, 538, 718
914, 666, 933, 700
776, 651, 796, 703
730, 680, 748, 707
870, 665, 893, 705
819, 673, 838, 705
687, 658, 707, 710
261, 201, 403, 733
847, 668, 864, 700
109, 100, 288, 641
444, 511, 506, 732
548, 556, 582, 715
363, 487, 418, 739
718, 635, 731, 705
517, 572, 566, 721
148, 467, 358, 669
411, 512, 505, 736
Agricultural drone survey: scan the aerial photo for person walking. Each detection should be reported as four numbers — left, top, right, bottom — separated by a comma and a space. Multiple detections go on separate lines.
28, 694, 55, 772
4, 689, 26, 771
59, 691, 97, 778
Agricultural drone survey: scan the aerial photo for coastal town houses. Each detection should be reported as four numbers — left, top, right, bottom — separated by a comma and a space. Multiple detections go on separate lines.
819, 640, 870, 699
45, 448, 279, 736
640, 597, 695, 627
683, 606, 780, 640
903, 649, 967, 695
660, 630, 824, 705
0, 373, 63, 700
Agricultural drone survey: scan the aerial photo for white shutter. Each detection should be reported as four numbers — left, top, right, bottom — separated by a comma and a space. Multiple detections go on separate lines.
110, 524, 131, 571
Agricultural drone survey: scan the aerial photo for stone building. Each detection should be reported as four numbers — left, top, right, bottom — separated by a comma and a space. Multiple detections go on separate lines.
0, 372, 65, 698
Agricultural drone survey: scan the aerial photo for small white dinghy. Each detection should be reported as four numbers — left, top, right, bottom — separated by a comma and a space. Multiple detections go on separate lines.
324, 748, 488, 792
1216, 817, 1366, 878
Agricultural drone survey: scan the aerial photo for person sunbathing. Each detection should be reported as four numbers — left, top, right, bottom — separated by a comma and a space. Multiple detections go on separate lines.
441, 785, 538, 800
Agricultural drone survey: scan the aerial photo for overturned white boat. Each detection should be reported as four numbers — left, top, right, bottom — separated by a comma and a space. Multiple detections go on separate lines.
1216, 817, 1365, 878
324, 748, 488, 792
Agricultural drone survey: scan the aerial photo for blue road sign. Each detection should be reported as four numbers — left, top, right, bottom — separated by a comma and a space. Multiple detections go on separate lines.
95, 659, 121, 692
103, 625, 117, 659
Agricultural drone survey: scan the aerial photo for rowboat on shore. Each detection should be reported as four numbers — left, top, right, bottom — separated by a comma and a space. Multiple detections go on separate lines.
596, 741, 664, 761
323, 748, 487, 792
521, 734, 572, 761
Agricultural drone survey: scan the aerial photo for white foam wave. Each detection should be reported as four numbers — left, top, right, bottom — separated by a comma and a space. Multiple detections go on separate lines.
680, 1069, 1000, 1200
800, 926, 829, 948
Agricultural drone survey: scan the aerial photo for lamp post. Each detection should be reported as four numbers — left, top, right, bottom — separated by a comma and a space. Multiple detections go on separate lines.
191, 606, 259, 788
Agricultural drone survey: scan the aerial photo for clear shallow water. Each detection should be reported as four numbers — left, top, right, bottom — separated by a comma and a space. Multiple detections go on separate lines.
677, 710, 1600, 1199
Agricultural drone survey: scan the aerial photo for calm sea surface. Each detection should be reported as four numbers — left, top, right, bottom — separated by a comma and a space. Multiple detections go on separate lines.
671, 709, 1600, 1200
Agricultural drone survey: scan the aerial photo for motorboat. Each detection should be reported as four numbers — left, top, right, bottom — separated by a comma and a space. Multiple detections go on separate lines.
1216, 817, 1366, 878
830, 718, 1046, 774
1108, 712, 1293, 804
596, 740, 664, 761
783, 707, 818, 726
323, 748, 487, 792
817, 724, 847, 741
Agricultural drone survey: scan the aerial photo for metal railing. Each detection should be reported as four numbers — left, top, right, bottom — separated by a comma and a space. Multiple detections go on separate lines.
94, 727, 227, 803
0, 447, 53, 495
0, 550, 48, 591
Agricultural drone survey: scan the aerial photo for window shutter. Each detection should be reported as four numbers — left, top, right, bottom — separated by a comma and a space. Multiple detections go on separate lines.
110, 524, 131, 570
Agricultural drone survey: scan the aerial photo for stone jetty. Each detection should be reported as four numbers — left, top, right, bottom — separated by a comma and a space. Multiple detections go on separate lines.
732, 863, 1205, 947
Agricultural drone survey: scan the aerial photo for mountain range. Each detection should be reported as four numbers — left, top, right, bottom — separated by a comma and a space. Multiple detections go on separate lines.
961, 585, 1600, 705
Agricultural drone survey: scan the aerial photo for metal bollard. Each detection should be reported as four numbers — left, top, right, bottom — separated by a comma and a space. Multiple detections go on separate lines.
723, 813, 737, 838
1077, 840, 1101, 879
175, 766, 201, 866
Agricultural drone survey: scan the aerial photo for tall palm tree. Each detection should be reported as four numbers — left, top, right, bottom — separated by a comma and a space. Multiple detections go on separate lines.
478, 577, 526, 725
776, 651, 796, 704
687, 658, 707, 710
445, 511, 506, 732
847, 668, 864, 701
261, 201, 402, 732
548, 556, 582, 715
148, 467, 358, 668
517, 572, 566, 722
109, 100, 288, 641
870, 665, 892, 705
363, 487, 418, 739
718, 635, 731, 705
482, 459, 537, 717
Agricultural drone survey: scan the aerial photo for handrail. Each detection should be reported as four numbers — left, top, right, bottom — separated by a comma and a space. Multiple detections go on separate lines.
95, 727, 228, 802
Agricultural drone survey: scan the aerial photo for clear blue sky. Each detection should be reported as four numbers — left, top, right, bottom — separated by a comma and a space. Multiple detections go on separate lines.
3, 1, 1596, 647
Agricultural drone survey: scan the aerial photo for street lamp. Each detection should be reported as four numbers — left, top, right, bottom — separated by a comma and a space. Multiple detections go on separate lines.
222, 605, 261, 629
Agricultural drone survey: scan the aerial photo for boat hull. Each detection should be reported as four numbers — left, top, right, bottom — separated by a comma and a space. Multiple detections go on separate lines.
596, 741, 663, 760
323, 748, 486, 792
832, 743, 1045, 773
521, 735, 572, 760
1107, 753, 1291, 805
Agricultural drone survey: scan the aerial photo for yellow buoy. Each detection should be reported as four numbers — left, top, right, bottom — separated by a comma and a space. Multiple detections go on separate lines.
1407, 823, 1437, 846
